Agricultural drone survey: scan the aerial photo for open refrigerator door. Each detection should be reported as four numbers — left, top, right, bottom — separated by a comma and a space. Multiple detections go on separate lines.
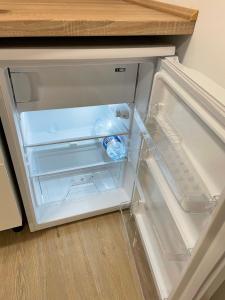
121, 57, 225, 300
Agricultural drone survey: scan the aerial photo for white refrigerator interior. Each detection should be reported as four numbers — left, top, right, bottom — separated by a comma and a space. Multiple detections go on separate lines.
21, 104, 132, 225
0, 47, 224, 300
0, 129, 22, 231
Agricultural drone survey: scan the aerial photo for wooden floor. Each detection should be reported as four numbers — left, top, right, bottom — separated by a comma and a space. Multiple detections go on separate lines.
0, 212, 144, 300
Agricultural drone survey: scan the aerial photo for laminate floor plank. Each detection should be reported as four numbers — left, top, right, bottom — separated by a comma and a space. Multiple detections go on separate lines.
0, 212, 144, 300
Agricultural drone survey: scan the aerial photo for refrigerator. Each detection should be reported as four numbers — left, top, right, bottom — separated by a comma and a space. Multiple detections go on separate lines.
0, 46, 224, 299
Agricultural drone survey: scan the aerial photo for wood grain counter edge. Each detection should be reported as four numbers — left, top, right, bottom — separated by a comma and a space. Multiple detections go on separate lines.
0, 0, 198, 37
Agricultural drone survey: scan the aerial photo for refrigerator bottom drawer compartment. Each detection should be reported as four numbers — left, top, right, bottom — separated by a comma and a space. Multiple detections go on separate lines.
33, 164, 124, 206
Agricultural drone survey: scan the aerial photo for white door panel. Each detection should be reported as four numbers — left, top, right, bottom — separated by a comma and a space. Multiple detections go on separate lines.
132, 57, 225, 300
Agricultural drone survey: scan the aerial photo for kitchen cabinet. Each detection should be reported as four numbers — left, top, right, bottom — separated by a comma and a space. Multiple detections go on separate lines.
0, 125, 22, 231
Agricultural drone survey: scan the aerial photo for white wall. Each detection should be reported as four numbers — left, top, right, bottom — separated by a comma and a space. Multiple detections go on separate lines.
158, 0, 225, 89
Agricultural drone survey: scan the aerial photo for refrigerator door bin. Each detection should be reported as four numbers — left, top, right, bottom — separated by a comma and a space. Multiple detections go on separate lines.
146, 113, 216, 213
26, 137, 128, 177
132, 187, 187, 300
20, 104, 131, 147
134, 110, 212, 252
142, 141, 210, 251
136, 159, 190, 261
10, 63, 138, 111
135, 110, 217, 214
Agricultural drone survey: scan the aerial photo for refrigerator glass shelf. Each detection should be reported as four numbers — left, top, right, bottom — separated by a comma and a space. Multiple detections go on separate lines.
34, 166, 122, 206
145, 114, 216, 213
20, 104, 131, 147
26, 137, 127, 177
136, 160, 190, 261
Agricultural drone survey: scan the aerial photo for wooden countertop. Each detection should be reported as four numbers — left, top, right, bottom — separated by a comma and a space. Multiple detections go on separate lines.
0, 0, 198, 37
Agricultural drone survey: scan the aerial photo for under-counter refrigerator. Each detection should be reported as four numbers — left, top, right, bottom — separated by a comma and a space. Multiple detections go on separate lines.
0, 46, 224, 300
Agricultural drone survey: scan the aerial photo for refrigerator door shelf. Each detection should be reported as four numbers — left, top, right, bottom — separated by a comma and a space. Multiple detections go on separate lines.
131, 187, 187, 300
136, 159, 191, 262
143, 150, 210, 251
135, 110, 217, 214
26, 137, 128, 177
146, 114, 216, 213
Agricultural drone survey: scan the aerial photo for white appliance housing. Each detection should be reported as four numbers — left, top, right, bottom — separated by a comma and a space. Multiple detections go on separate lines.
0, 126, 22, 231
0, 46, 224, 300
